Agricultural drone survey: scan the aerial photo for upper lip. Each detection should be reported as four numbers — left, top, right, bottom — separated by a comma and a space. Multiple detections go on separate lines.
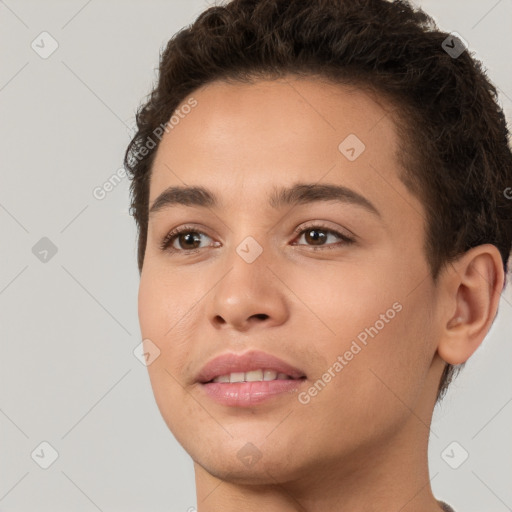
195, 350, 306, 383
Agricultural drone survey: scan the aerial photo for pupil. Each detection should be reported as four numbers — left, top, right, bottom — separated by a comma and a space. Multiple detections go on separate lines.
306, 229, 326, 245
181, 232, 200, 249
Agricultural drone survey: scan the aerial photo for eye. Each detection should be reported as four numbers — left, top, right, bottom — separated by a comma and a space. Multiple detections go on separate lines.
292, 224, 355, 249
160, 223, 355, 255
160, 225, 217, 253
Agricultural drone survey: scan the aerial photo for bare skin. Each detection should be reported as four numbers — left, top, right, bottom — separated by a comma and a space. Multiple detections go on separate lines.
137, 76, 503, 512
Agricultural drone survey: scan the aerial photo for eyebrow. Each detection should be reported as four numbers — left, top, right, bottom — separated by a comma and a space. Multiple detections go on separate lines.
149, 182, 380, 217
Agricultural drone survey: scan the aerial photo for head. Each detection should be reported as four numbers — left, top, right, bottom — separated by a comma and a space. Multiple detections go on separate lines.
125, 0, 512, 486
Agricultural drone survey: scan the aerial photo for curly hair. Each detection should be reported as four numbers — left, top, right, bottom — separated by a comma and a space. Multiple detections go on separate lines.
124, 0, 512, 401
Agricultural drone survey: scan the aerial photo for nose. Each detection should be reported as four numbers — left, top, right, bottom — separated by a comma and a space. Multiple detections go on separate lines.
207, 251, 290, 333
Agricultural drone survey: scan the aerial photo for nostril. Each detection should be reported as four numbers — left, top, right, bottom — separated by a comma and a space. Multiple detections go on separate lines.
252, 314, 269, 320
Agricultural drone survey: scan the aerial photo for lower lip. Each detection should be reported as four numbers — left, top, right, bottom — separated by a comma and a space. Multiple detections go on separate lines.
200, 379, 305, 407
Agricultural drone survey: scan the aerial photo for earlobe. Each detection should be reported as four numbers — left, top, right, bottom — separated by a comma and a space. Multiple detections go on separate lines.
437, 244, 504, 366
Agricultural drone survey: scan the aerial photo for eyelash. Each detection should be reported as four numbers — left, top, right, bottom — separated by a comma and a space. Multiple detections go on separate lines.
159, 223, 355, 254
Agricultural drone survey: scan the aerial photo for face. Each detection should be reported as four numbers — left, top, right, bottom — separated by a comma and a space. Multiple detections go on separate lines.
138, 76, 444, 484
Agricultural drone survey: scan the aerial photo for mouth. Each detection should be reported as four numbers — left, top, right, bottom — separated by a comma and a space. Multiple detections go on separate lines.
196, 350, 307, 407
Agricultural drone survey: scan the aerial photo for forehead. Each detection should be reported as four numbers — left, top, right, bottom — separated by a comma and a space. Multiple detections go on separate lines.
148, 76, 420, 222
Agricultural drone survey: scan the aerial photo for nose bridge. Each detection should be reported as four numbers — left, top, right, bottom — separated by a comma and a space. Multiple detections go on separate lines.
219, 203, 274, 269
206, 228, 289, 330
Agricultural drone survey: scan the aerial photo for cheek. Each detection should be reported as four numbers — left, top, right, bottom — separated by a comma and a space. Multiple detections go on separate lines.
294, 309, 432, 458
296, 260, 401, 347
137, 272, 190, 410
301, 262, 434, 420
137, 263, 203, 338
137, 278, 156, 338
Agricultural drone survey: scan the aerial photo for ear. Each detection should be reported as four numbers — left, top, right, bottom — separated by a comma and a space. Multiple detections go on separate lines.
437, 244, 505, 365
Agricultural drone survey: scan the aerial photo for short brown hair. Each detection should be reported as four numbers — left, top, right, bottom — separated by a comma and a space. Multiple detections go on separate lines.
124, 0, 512, 401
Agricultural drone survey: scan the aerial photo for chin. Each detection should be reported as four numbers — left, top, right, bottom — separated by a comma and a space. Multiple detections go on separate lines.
195, 452, 305, 485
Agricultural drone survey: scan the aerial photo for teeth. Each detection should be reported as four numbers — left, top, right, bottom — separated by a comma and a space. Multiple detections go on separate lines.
245, 369, 263, 382
211, 369, 292, 383
263, 370, 277, 381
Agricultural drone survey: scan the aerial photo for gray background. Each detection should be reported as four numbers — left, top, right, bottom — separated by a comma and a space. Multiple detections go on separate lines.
1, 0, 511, 511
